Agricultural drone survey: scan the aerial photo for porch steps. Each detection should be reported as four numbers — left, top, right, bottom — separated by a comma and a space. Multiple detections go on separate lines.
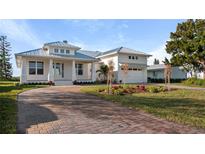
55, 80, 73, 86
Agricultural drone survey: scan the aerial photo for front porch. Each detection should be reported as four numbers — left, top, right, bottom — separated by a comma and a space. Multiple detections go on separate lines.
48, 59, 97, 85
20, 57, 97, 85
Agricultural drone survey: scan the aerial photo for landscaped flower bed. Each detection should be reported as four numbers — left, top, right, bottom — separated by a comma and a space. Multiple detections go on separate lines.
98, 85, 170, 95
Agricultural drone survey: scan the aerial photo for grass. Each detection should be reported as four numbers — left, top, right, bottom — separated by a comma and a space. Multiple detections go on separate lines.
81, 85, 205, 129
0, 81, 48, 134
173, 82, 205, 88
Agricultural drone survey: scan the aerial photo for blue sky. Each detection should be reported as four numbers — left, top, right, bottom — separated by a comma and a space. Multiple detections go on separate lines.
0, 19, 184, 76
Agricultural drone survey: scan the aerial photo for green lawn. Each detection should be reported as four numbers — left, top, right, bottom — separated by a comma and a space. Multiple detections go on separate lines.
0, 82, 47, 134
81, 85, 205, 129
173, 83, 205, 88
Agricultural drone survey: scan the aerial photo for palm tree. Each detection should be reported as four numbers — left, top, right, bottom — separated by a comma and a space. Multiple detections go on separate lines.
96, 64, 109, 81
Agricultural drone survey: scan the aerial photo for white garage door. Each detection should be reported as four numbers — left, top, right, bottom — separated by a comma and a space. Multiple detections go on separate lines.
120, 70, 145, 83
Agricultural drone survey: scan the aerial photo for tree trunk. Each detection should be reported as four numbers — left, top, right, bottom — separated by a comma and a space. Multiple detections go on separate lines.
203, 63, 205, 80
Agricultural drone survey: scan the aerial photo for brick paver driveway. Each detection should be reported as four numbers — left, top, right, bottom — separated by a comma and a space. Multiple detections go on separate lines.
17, 86, 205, 134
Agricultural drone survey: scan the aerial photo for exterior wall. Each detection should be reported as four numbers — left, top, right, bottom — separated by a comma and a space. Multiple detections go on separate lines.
118, 68, 147, 83
147, 69, 164, 79
99, 53, 148, 83
99, 54, 118, 71
148, 67, 187, 79
48, 46, 75, 56
187, 71, 204, 79
171, 67, 187, 79
76, 62, 92, 80
53, 59, 72, 81
99, 54, 119, 81
118, 53, 147, 65
118, 53, 148, 83
20, 57, 93, 83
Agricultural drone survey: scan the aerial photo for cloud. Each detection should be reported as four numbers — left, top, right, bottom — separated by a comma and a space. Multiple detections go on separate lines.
147, 45, 171, 65
0, 20, 42, 48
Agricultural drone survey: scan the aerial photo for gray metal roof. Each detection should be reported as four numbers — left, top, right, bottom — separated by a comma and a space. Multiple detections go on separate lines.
147, 64, 165, 70
98, 47, 151, 57
15, 48, 96, 61
78, 50, 102, 58
44, 41, 81, 49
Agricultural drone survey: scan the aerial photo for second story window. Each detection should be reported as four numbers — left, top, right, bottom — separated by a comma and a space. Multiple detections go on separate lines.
66, 50, 70, 54
54, 49, 58, 53
60, 49, 64, 53
128, 56, 131, 59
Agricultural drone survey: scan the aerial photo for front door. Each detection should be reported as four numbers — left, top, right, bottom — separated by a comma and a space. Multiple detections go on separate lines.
53, 62, 64, 80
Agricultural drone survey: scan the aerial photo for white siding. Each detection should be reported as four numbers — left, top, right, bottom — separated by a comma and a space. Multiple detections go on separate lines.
48, 46, 75, 56
118, 53, 147, 65
99, 53, 148, 83
148, 67, 187, 79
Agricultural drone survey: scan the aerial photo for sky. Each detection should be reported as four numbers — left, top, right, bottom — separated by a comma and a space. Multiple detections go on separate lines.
0, 19, 184, 76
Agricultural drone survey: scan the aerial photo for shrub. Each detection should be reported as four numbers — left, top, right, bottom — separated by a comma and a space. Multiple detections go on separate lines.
183, 78, 205, 86
146, 86, 166, 93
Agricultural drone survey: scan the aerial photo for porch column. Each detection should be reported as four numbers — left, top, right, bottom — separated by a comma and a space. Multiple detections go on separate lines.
91, 62, 96, 82
20, 57, 27, 84
72, 60, 76, 81
48, 59, 54, 82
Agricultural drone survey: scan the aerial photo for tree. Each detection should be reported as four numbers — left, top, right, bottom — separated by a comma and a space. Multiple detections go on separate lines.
153, 58, 160, 65
96, 64, 109, 81
120, 63, 129, 85
166, 19, 205, 79
162, 57, 171, 91
0, 36, 12, 80
107, 60, 114, 95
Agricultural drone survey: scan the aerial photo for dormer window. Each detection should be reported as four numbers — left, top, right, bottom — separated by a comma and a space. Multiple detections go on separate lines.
60, 49, 64, 53
66, 50, 70, 54
128, 56, 131, 59
54, 49, 58, 53
132, 56, 135, 59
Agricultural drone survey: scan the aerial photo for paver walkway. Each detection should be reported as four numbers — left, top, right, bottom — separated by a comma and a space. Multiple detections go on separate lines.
17, 86, 205, 134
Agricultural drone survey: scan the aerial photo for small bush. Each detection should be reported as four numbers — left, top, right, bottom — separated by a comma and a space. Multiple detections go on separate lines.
183, 78, 205, 86
146, 86, 166, 93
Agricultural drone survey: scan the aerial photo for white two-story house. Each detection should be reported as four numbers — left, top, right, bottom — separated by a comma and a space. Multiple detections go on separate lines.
15, 40, 151, 85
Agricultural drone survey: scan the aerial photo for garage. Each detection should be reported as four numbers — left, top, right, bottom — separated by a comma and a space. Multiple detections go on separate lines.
118, 63, 147, 83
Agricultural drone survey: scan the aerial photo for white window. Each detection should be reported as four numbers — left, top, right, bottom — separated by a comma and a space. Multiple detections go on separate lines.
54, 49, 58, 53
60, 49, 64, 53
75, 64, 83, 75
29, 61, 44, 75
29, 61, 36, 75
66, 50, 70, 54
37, 62, 44, 75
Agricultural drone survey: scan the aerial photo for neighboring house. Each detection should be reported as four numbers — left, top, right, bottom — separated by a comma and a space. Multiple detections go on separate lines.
147, 64, 187, 80
15, 40, 151, 85
187, 71, 204, 79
